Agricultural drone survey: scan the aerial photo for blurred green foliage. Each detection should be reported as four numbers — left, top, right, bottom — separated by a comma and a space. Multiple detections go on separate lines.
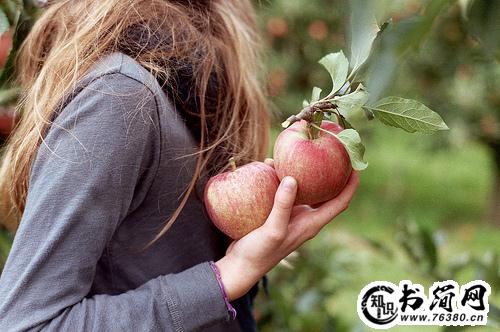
0, 1, 38, 143
255, 126, 499, 331
255, 0, 499, 331
0, 0, 39, 88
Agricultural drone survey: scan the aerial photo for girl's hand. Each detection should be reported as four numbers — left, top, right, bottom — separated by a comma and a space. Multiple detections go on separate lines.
216, 159, 359, 301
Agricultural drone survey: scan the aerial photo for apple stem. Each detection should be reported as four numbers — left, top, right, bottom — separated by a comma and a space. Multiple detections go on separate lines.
306, 123, 314, 140
281, 100, 335, 129
310, 111, 324, 139
229, 157, 237, 171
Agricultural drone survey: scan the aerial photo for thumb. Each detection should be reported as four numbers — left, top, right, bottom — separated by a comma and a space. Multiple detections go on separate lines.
265, 176, 297, 233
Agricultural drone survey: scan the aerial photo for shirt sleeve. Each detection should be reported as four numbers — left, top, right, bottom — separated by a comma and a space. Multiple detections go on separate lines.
0, 73, 230, 332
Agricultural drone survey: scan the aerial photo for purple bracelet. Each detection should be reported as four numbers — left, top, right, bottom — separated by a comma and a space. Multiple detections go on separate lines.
209, 261, 237, 320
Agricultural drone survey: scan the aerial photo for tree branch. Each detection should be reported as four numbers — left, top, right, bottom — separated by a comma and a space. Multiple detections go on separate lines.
281, 101, 335, 128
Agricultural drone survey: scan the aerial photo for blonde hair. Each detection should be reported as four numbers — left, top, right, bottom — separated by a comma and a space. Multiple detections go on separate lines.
0, 0, 269, 240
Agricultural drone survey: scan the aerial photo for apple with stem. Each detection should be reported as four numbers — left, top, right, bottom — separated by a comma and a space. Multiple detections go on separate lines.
274, 38, 448, 205
205, 17, 449, 238
273, 119, 352, 206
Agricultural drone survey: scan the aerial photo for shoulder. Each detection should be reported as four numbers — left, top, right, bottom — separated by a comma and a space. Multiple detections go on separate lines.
80, 52, 164, 99
40, 53, 167, 169
57, 52, 168, 120
53, 52, 168, 134
69, 52, 196, 151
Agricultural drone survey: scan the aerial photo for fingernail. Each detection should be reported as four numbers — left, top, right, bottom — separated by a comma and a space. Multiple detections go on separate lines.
282, 176, 296, 191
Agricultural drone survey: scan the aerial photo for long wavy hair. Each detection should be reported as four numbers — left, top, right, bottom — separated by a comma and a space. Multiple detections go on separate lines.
0, 0, 270, 240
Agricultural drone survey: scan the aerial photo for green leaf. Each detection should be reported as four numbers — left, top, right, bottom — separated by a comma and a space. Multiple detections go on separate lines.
364, 108, 375, 120
318, 51, 349, 96
333, 85, 369, 116
0, 87, 19, 105
336, 129, 368, 171
302, 99, 309, 108
310, 125, 368, 171
370, 97, 449, 133
337, 114, 354, 130
418, 226, 438, 273
0, 9, 9, 35
398, 0, 456, 54
1, 0, 23, 29
349, 0, 379, 72
310, 86, 322, 103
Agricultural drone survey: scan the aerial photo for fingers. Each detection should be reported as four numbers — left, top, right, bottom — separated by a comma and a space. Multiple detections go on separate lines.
264, 158, 274, 167
263, 176, 297, 239
284, 172, 359, 249
309, 171, 359, 227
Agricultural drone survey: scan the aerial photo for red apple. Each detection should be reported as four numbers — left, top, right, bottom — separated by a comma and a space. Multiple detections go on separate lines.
204, 161, 279, 239
0, 30, 13, 69
273, 120, 352, 205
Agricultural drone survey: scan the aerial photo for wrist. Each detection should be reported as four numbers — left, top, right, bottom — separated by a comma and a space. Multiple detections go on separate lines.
209, 261, 237, 320
215, 255, 261, 301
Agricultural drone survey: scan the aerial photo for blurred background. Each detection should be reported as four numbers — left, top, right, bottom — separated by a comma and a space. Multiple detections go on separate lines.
0, 0, 499, 331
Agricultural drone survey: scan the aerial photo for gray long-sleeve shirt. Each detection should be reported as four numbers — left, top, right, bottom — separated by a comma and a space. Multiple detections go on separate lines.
0, 52, 244, 331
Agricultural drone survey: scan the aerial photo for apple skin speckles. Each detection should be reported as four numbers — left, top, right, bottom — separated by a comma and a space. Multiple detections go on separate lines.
204, 162, 279, 239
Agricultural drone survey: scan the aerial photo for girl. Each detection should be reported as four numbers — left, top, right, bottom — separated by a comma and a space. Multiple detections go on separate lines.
0, 1, 358, 331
